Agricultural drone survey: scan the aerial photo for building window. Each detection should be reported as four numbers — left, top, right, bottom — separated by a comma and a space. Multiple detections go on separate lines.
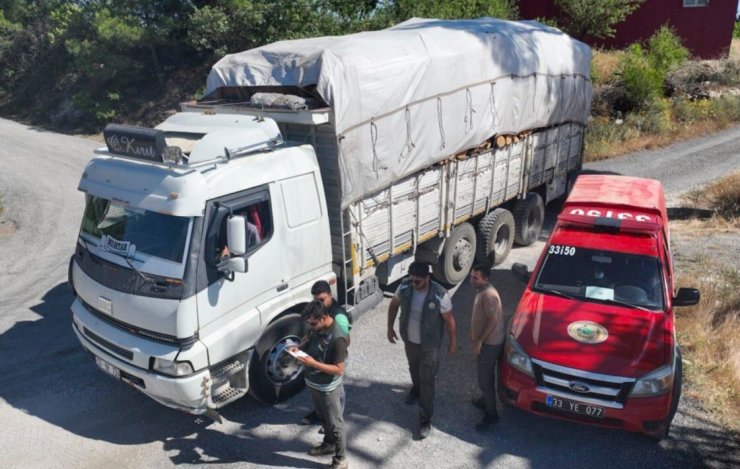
683, 0, 708, 7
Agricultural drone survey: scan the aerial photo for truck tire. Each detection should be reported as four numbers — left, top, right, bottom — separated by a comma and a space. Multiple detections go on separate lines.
433, 222, 476, 284
475, 208, 514, 266
512, 192, 544, 246
248, 313, 306, 405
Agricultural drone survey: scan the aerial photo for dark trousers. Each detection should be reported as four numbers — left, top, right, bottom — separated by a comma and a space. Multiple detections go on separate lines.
310, 384, 346, 461
404, 342, 440, 423
477, 343, 503, 416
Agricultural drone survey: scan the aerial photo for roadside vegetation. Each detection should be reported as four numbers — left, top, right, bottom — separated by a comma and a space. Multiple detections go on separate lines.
586, 31, 740, 161
673, 173, 740, 430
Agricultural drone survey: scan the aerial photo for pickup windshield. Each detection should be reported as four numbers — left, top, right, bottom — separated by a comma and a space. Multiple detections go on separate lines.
534, 244, 664, 311
81, 196, 190, 263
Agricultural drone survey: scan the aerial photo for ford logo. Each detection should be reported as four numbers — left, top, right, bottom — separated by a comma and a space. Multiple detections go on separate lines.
569, 381, 590, 393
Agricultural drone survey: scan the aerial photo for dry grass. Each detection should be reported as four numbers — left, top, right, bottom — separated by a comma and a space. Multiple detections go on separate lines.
675, 264, 740, 431
731, 39, 740, 61
592, 49, 624, 85
672, 173, 740, 430
586, 118, 729, 161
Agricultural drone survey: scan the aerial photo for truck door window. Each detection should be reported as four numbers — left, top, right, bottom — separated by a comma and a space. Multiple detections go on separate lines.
207, 192, 272, 264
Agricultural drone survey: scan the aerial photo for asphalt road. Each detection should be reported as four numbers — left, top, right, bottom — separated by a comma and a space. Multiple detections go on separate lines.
1, 117, 739, 468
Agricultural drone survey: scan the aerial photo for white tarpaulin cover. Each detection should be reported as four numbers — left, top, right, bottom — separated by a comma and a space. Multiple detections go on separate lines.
206, 18, 592, 207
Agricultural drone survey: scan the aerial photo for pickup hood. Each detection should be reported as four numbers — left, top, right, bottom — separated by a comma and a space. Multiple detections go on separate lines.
511, 291, 671, 377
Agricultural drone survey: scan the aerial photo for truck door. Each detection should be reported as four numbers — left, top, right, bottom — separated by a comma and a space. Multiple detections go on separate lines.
197, 184, 292, 345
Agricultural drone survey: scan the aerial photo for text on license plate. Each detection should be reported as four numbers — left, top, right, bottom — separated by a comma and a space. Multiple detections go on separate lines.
546, 395, 605, 418
95, 356, 121, 380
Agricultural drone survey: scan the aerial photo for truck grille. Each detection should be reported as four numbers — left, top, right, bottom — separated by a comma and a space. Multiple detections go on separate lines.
532, 358, 635, 408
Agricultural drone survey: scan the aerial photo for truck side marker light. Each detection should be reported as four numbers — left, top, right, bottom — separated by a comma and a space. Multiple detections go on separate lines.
567, 321, 608, 344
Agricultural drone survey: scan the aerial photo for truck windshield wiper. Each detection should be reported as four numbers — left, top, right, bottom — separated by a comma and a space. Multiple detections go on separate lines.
122, 255, 153, 284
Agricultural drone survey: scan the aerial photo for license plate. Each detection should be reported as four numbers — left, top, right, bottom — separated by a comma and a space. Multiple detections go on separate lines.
546, 395, 605, 419
95, 356, 121, 380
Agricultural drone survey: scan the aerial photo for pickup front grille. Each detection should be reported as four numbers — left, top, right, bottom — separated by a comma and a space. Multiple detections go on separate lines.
532, 359, 635, 408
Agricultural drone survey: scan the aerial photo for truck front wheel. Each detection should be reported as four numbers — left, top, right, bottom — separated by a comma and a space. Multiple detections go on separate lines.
433, 222, 476, 284
512, 192, 544, 246
248, 313, 306, 405
476, 208, 514, 266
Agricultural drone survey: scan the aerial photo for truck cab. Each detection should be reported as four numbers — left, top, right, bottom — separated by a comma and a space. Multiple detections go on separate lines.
70, 112, 334, 414
501, 175, 700, 439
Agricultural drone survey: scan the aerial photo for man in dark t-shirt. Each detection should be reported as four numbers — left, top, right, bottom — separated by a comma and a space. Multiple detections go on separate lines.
291, 301, 349, 469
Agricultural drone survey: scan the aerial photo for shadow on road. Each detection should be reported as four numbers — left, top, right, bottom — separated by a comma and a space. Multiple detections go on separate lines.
1, 272, 738, 467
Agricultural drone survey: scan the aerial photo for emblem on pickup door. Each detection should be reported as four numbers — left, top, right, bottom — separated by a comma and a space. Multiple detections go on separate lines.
567, 320, 608, 344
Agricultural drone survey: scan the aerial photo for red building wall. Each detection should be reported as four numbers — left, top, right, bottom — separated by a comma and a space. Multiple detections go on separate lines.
520, 1, 737, 58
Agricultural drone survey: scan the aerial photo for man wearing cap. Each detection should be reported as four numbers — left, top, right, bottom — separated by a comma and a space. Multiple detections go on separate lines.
387, 261, 457, 439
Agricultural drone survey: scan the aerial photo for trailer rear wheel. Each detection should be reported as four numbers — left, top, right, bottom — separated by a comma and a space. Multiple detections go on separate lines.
513, 192, 544, 246
433, 222, 476, 284
476, 208, 514, 266
248, 313, 306, 405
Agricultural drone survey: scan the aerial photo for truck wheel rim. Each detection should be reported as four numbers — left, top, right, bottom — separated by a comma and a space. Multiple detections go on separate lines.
265, 335, 303, 384
453, 238, 473, 271
495, 225, 511, 252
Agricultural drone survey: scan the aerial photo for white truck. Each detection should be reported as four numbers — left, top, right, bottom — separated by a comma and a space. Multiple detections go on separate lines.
69, 18, 591, 415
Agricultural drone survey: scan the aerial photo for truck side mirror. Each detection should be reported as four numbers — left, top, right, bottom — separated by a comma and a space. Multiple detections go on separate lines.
673, 287, 700, 306
227, 215, 247, 255
511, 263, 531, 283
228, 257, 247, 274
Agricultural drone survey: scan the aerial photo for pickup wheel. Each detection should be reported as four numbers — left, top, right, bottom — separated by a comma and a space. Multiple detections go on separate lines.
433, 222, 476, 284
475, 208, 514, 266
248, 313, 306, 405
512, 192, 544, 246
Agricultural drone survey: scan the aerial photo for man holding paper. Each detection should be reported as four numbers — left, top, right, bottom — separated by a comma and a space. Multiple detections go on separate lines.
290, 301, 349, 469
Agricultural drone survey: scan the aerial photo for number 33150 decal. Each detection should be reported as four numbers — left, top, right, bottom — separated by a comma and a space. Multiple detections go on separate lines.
548, 245, 576, 255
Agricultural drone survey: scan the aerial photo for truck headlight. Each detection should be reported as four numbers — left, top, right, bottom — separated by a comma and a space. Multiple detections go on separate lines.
505, 334, 534, 378
153, 357, 194, 377
630, 364, 674, 397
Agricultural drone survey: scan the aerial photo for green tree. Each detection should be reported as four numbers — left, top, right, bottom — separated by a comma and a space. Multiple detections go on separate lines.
554, 0, 644, 40
384, 0, 518, 21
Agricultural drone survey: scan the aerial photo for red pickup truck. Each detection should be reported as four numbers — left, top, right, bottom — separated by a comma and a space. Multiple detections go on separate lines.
501, 174, 700, 439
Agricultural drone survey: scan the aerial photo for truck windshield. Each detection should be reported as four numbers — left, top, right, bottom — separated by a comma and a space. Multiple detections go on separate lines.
534, 245, 664, 311
80, 196, 190, 263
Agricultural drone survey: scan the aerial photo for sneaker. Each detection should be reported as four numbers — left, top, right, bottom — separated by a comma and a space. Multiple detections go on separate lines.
300, 410, 320, 425
327, 457, 349, 469
475, 413, 500, 432
308, 442, 336, 456
419, 420, 432, 439
471, 397, 486, 410
405, 388, 419, 405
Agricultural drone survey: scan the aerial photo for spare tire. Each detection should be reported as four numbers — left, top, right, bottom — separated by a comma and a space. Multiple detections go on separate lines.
475, 208, 515, 266
512, 192, 544, 246
433, 222, 477, 285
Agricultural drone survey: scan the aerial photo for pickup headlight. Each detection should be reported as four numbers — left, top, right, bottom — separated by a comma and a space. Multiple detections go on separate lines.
630, 364, 674, 397
505, 334, 534, 378
153, 357, 194, 377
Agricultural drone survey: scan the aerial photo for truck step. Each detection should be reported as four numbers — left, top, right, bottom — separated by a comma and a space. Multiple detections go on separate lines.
210, 360, 246, 387
211, 385, 247, 406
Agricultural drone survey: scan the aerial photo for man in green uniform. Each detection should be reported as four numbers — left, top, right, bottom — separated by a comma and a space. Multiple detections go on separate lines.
291, 301, 349, 469
387, 261, 457, 439
300, 280, 351, 426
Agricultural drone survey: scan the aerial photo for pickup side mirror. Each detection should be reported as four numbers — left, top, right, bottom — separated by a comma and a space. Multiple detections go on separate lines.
227, 215, 247, 255
511, 263, 531, 283
673, 287, 700, 307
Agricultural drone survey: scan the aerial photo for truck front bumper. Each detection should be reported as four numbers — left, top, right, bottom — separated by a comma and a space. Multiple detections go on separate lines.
71, 301, 211, 414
